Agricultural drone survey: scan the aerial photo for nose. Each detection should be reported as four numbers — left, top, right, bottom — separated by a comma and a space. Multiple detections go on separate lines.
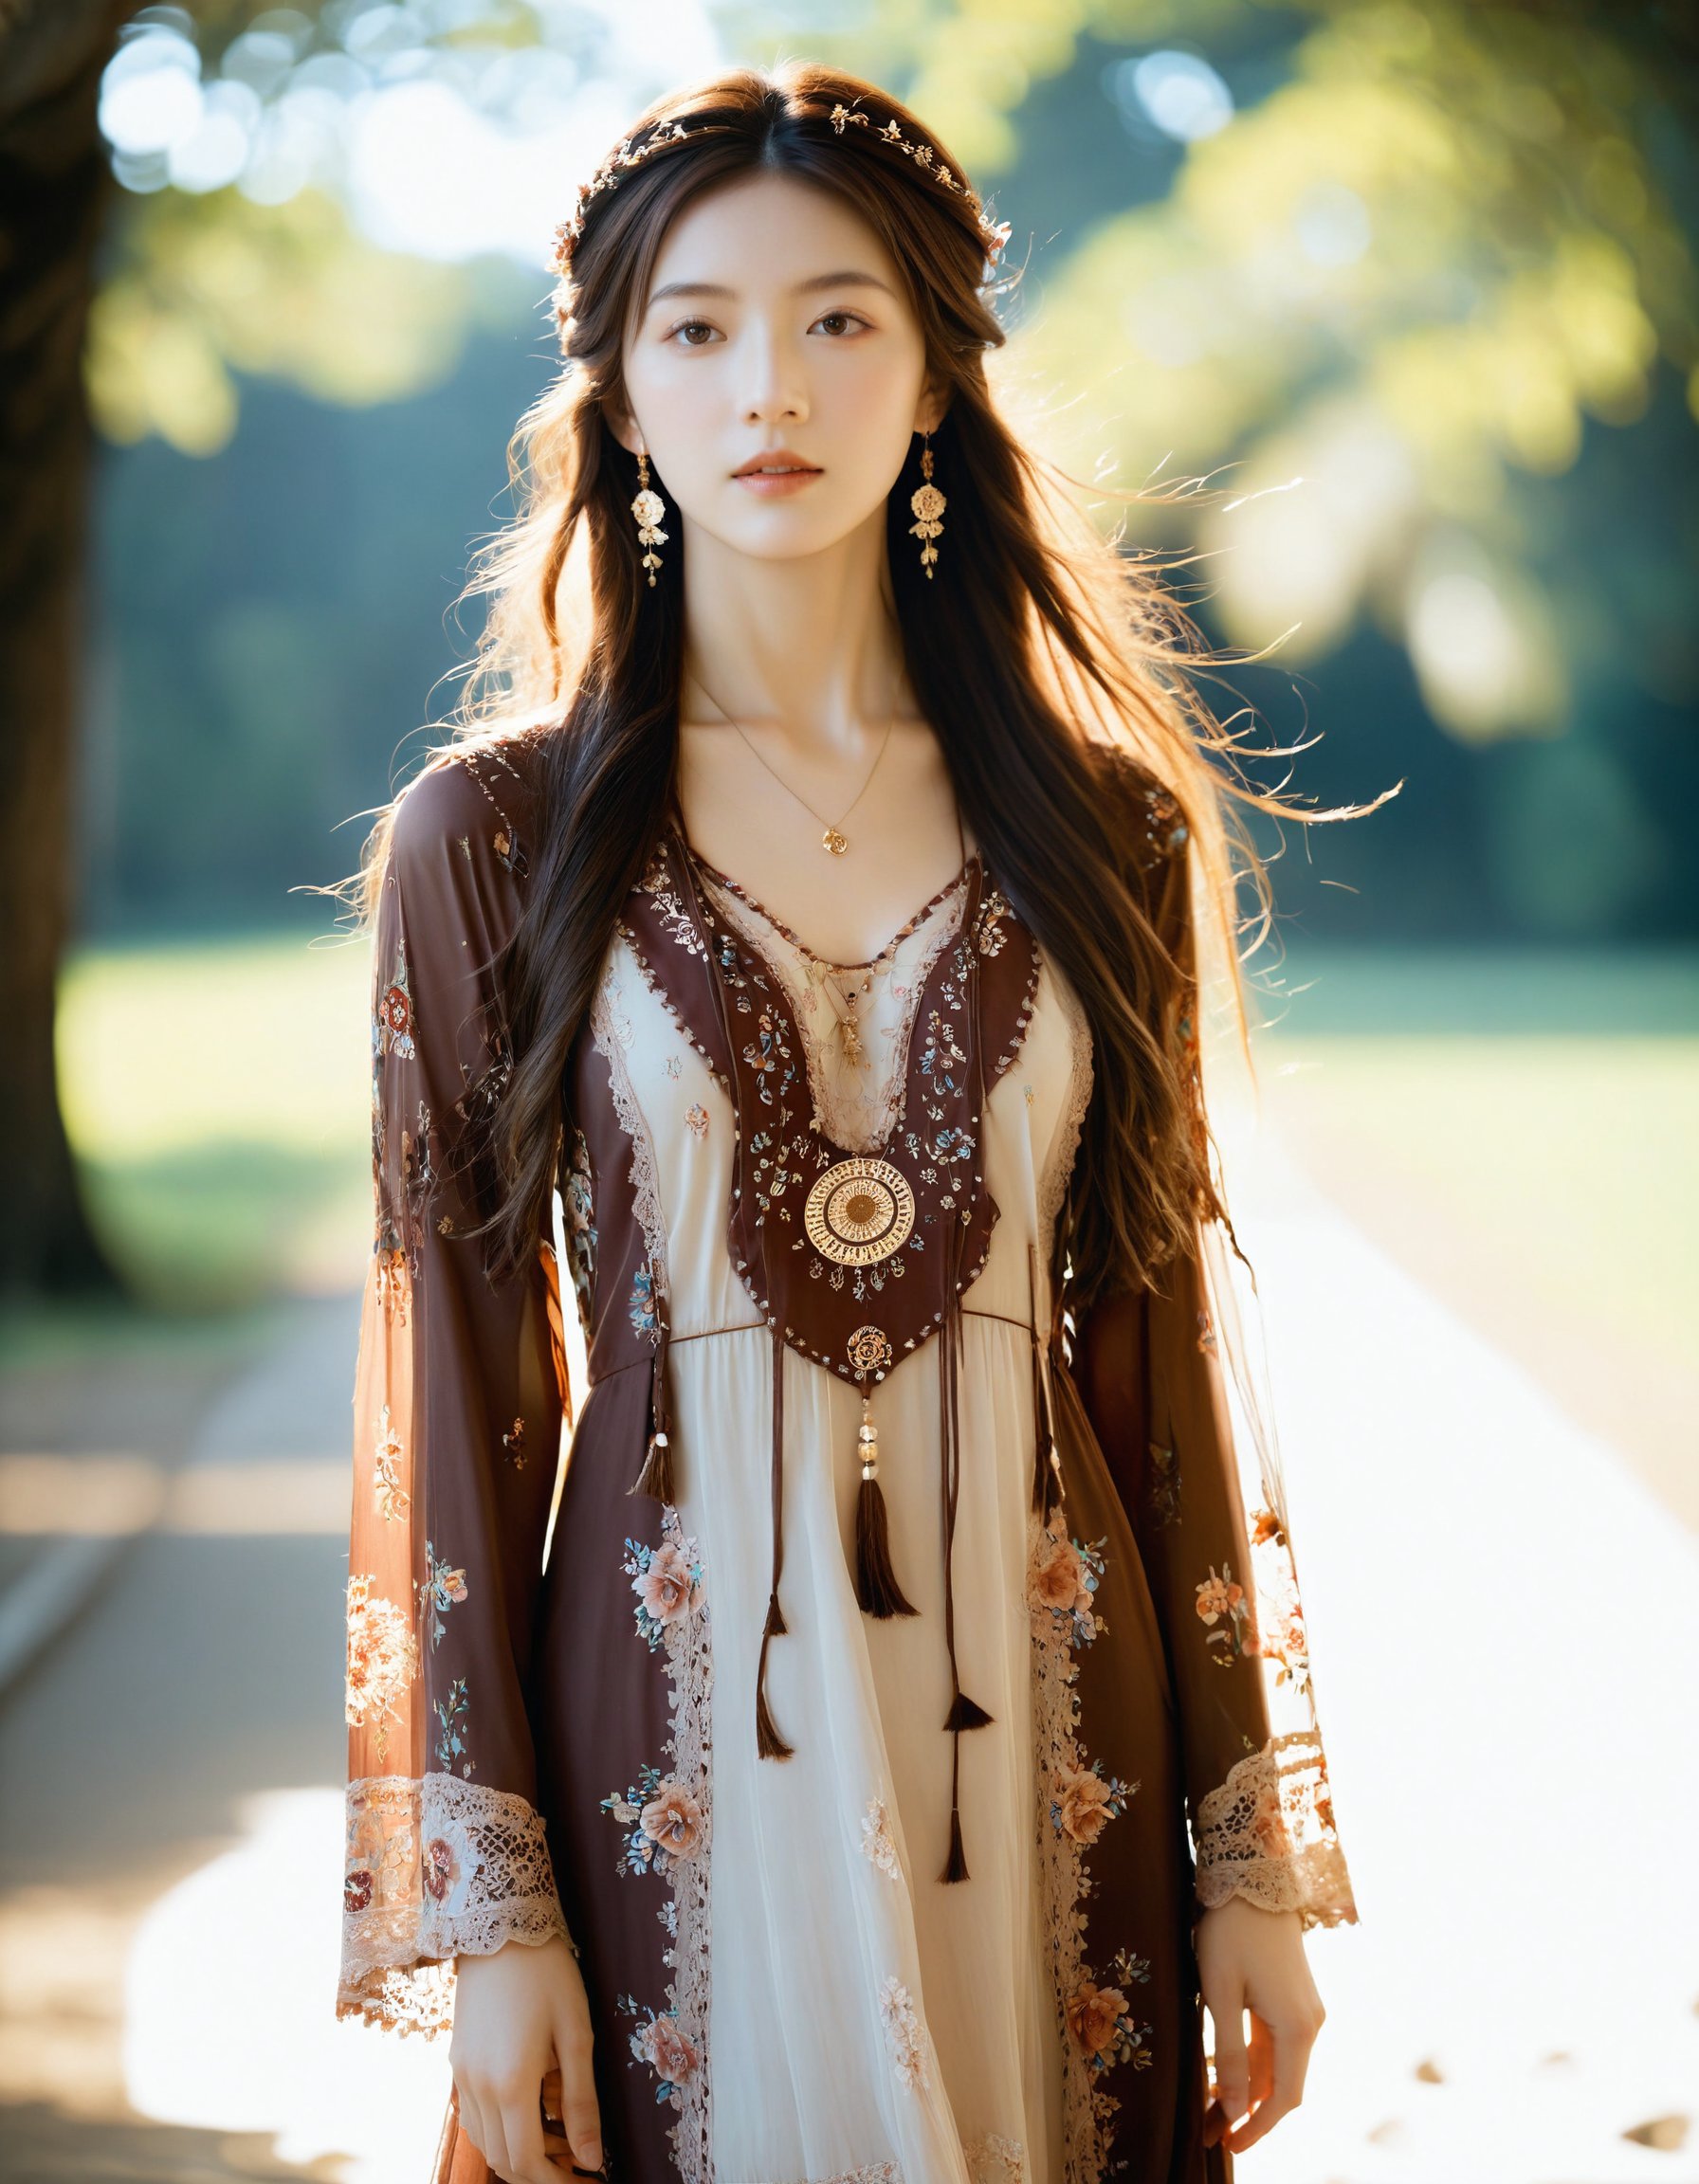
740, 318, 809, 432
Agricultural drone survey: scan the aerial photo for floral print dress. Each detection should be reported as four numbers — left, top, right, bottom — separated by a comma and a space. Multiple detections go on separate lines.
338, 733, 1356, 2184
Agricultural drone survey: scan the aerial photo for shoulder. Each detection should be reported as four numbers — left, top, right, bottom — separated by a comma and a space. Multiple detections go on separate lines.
1087, 741, 1190, 881
387, 730, 552, 885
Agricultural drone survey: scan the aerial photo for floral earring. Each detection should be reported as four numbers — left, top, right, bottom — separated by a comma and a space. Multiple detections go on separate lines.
631, 446, 668, 587
909, 430, 945, 580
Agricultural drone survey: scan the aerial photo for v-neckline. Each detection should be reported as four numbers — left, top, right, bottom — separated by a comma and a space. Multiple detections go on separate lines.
669, 815, 979, 975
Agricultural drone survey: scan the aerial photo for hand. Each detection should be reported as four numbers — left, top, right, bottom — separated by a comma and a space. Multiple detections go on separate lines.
1195, 1897, 1325, 2156
451, 1934, 602, 2181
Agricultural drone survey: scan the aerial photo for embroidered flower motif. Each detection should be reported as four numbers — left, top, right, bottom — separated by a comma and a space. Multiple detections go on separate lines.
1251, 1504, 1286, 1547
600, 1763, 704, 1876
376, 937, 416, 1060
1050, 1759, 1139, 1845
685, 1101, 709, 1139
565, 1127, 596, 1315
1196, 1560, 1255, 1663
374, 1243, 410, 1325
421, 1832, 463, 1902
1065, 1949, 1155, 2075
664, 1052, 684, 1079
343, 1573, 419, 1763
1028, 1509, 1107, 1648
622, 1532, 704, 1652
433, 1676, 472, 1774
629, 1263, 660, 1341
617, 1993, 700, 2100
878, 1974, 931, 2090
373, 1403, 409, 1521
1252, 1777, 1295, 1861
860, 1794, 902, 1881
502, 1416, 527, 1470
1195, 1305, 1216, 1355
418, 1540, 468, 1649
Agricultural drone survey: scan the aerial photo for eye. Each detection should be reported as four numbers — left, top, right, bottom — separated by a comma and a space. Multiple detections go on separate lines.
667, 318, 722, 347
812, 309, 870, 337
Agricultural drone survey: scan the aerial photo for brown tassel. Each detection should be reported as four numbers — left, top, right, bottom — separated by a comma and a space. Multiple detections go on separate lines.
940, 1805, 970, 1884
630, 1302, 675, 1501
853, 1392, 918, 1617
944, 1688, 993, 1732
755, 1594, 794, 1759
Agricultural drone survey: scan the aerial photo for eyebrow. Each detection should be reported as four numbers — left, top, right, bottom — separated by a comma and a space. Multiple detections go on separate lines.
646, 270, 898, 307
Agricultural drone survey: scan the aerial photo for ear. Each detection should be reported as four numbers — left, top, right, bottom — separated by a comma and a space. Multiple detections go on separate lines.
913, 373, 952, 438
604, 400, 644, 457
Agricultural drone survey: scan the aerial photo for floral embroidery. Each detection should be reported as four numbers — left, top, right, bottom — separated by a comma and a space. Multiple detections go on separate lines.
1065, 1947, 1155, 2076
617, 1993, 701, 2100
564, 1126, 596, 1320
1195, 1304, 1216, 1355
421, 1832, 462, 1902
1196, 1560, 1255, 1664
502, 1416, 527, 1470
601, 1763, 705, 1877
637, 844, 709, 959
859, 1794, 902, 1881
877, 1974, 930, 2091
1147, 1440, 1180, 1528
376, 937, 416, 1060
685, 1101, 709, 1139
372, 1242, 410, 1324
1027, 1508, 1107, 1648
622, 1532, 704, 1653
1050, 1759, 1139, 1845
1247, 1507, 1312, 1696
418, 1540, 467, 1649
373, 1403, 409, 1521
975, 886, 1012, 956
965, 2136, 1029, 2183
433, 1675, 472, 1774
629, 1263, 660, 1340
343, 1574, 419, 1766
664, 1051, 684, 1078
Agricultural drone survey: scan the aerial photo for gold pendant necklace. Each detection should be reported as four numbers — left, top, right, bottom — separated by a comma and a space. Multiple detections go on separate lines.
687, 668, 900, 853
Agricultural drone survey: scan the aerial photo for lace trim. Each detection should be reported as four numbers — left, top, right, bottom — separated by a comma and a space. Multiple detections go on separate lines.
746, 2132, 1027, 2184
1034, 958, 1094, 1280
591, 958, 669, 1306
703, 875, 969, 1156
1193, 1735, 1358, 1932
1027, 1504, 1116, 2177
338, 1774, 573, 2038
656, 1502, 716, 2180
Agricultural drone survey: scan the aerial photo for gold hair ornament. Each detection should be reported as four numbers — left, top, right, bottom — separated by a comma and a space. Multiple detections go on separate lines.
548, 106, 1013, 282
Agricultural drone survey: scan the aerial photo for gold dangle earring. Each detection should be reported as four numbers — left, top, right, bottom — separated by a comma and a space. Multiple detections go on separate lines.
909, 430, 945, 579
631, 446, 668, 587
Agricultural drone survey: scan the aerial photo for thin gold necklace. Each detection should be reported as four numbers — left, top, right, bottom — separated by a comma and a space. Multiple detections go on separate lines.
687, 669, 899, 855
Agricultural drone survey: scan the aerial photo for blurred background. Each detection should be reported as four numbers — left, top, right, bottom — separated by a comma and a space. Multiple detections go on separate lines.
0, 2, 1693, 2179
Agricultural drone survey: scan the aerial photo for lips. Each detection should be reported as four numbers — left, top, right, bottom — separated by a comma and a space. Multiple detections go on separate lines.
732, 449, 821, 478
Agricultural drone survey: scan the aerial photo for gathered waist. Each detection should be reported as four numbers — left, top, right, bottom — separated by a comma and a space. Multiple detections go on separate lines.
585, 1304, 1039, 1389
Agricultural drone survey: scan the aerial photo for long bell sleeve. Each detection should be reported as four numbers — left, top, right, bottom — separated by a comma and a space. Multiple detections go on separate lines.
1070, 787, 1358, 1935
338, 749, 575, 2037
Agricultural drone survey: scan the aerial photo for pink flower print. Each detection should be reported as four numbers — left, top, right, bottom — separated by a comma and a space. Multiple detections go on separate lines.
638, 1541, 698, 1626
1194, 1572, 1242, 1626
1252, 1781, 1294, 1861
641, 1779, 704, 1859
685, 1101, 709, 1139
343, 1574, 420, 1757
1032, 1535, 1089, 1614
1066, 1977, 1128, 2058
1054, 1765, 1114, 1845
422, 1834, 462, 1902
628, 2004, 698, 2084
343, 1867, 373, 1915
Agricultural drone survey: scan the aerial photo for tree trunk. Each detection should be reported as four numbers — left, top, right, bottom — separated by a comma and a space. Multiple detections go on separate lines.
0, 0, 131, 1299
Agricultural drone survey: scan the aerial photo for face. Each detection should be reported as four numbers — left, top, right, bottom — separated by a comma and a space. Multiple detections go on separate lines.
612, 169, 946, 566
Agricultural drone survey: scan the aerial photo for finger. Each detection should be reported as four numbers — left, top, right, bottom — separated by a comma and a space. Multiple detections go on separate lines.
1208, 1996, 1251, 2132
1227, 2013, 1316, 2153
555, 2014, 604, 2174
457, 2084, 493, 2176
1247, 2010, 1274, 2108
500, 2086, 561, 2184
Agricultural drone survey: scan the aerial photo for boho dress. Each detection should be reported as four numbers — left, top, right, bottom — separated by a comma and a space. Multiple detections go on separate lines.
337, 731, 1357, 2184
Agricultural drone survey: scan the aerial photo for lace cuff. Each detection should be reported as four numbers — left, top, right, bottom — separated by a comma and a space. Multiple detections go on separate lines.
339, 1773, 576, 2036
1192, 1736, 1358, 1933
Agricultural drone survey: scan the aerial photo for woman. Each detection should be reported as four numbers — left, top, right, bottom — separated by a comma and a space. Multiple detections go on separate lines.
336, 61, 1361, 2184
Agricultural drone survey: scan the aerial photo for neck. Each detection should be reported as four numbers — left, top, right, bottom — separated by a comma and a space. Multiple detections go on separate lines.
678, 505, 908, 753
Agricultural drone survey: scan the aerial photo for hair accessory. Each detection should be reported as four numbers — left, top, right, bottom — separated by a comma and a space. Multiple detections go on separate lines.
549, 106, 1012, 282
830, 103, 1013, 270
631, 448, 668, 586
909, 433, 945, 579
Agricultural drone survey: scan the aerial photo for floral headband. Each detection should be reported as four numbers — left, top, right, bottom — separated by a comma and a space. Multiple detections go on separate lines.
549, 102, 1014, 280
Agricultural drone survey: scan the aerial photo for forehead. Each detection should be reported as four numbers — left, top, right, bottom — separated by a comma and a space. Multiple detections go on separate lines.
643, 169, 903, 301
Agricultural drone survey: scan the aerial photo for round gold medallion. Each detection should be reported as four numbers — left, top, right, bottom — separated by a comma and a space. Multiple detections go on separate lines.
803, 1156, 916, 1266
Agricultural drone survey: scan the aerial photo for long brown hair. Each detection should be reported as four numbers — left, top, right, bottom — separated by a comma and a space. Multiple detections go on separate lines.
338, 61, 1382, 1317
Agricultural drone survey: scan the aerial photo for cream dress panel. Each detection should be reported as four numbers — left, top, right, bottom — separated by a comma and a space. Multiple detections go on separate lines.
590, 864, 1094, 2184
